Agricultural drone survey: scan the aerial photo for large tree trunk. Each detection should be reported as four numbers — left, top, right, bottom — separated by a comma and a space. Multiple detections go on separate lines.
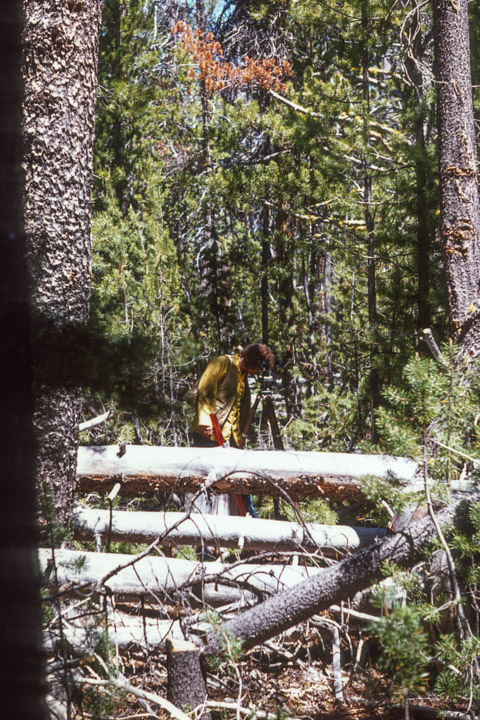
76, 444, 419, 501
433, 0, 480, 358
22, 0, 101, 525
0, 2, 48, 717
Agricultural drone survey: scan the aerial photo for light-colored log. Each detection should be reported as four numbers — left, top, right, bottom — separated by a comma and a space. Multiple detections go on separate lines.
76, 445, 419, 502
38, 548, 322, 606
79, 411, 110, 432
44, 616, 187, 654
73, 508, 386, 553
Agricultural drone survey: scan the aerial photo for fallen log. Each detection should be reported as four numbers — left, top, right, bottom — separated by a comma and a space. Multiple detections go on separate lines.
203, 497, 465, 655
44, 615, 187, 654
73, 508, 386, 554
76, 445, 419, 502
79, 411, 110, 432
38, 548, 322, 606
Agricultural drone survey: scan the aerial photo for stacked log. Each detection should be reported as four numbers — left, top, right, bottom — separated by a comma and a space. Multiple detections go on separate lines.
73, 507, 386, 554
76, 445, 419, 501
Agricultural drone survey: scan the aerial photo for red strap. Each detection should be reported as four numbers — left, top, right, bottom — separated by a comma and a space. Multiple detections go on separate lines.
210, 413, 224, 446
235, 494, 247, 516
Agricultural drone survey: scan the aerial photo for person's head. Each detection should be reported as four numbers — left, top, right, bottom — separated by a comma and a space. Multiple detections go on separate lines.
238, 343, 275, 375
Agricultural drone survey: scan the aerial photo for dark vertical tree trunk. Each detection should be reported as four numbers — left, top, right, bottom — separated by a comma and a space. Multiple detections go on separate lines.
408, 5, 434, 333
194, 0, 232, 349
22, 0, 101, 526
433, 0, 480, 358
361, 1, 379, 441
306, 241, 333, 387
261, 222, 271, 346
275, 202, 301, 420
402, 1, 435, 334
260, 136, 273, 347
413, 110, 433, 333
0, 0, 47, 716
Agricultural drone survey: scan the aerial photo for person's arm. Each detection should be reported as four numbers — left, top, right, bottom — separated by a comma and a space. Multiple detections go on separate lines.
196, 356, 229, 437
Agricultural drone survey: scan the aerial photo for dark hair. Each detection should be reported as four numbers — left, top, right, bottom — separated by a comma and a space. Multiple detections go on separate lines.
240, 343, 275, 371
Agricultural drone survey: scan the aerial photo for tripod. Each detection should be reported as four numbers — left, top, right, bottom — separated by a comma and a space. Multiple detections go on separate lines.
239, 392, 284, 451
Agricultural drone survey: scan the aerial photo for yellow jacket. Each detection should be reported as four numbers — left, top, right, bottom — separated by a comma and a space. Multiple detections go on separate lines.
190, 354, 251, 445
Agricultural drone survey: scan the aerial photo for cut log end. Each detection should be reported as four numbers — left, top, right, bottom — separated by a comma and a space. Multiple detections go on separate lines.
166, 638, 199, 654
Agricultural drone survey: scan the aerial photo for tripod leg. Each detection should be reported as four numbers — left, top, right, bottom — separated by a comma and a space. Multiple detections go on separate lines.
262, 395, 284, 520
263, 395, 284, 450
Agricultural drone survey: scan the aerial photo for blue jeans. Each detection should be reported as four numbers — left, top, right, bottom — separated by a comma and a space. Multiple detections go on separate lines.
242, 493, 258, 518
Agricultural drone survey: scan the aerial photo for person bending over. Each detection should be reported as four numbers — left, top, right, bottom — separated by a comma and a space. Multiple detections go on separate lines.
189, 343, 274, 516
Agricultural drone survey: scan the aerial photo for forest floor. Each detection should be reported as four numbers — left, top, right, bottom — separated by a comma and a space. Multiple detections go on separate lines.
82, 637, 414, 720
65, 591, 468, 720
99, 661, 400, 720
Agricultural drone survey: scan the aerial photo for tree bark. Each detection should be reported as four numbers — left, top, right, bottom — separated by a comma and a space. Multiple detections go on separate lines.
167, 639, 210, 720
0, 2, 48, 716
433, 0, 480, 358
22, 0, 101, 525
73, 508, 386, 553
203, 499, 461, 655
76, 445, 419, 501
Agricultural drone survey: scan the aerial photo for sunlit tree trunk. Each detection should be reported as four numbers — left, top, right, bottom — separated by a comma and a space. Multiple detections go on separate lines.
433, 0, 480, 359
22, 0, 101, 525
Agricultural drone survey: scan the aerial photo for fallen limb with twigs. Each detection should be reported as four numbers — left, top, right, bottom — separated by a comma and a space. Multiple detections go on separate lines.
79, 673, 192, 720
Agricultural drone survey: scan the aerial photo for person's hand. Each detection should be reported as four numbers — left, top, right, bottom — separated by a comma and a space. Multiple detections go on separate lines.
199, 425, 214, 439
